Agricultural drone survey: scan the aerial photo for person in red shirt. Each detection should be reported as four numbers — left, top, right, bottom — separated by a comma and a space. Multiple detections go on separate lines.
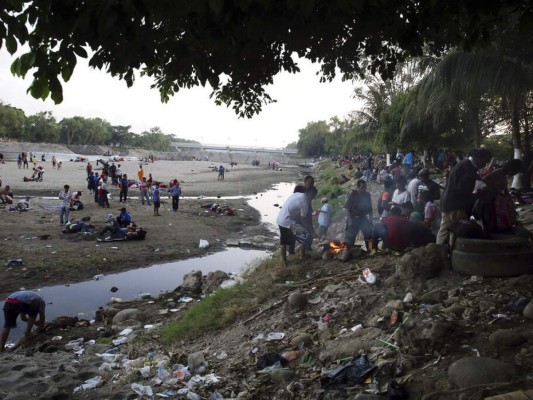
371, 206, 411, 253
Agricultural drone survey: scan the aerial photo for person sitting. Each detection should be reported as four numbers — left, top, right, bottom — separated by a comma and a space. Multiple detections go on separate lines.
70, 191, 83, 210
125, 224, 147, 240
117, 207, 132, 227
0, 186, 14, 204
14, 196, 31, 212
417, 191, 441, 237
401, 200, 437, 247
371, 206, 411, 253
377, 177, 395, 218
97, 217, 126, 241
391, 175, 411, 206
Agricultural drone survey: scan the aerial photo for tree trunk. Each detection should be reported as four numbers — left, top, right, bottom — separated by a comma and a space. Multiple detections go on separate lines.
511, 106, 523, 189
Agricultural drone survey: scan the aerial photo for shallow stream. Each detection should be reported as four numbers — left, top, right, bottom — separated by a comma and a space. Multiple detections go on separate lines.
1, 182, 295, 342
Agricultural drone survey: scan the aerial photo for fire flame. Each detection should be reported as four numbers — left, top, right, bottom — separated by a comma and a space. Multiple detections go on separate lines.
328, 241, 348, 254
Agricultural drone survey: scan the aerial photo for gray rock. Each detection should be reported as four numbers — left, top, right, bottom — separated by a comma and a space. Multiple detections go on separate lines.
443, 304, 465, 317
396, 243, 450, 281
203, 270, 230, 294
421, 289, 445, 304
225, 239, 240, 246
323, 284, 343, 294
489, 330, 527, 348
448, 357, 520, 388
379, 299, 404, 317
182, 270, 203, 294
270, 369, 295, 384
479, 300, 495, 312
290, 333, 314, 348
112, 308, 141, 324
288, 292, 308, 310
319, 328, 383, 362
523, 300, 533, 320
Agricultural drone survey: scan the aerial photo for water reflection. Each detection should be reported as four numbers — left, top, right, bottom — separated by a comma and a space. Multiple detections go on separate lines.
0, 181, 297, 342
1, 248, 267, 341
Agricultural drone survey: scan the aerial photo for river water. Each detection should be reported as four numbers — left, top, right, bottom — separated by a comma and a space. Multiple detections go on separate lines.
1, 182, 295, 342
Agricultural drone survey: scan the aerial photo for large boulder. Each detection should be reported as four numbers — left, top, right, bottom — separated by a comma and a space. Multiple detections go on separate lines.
181, 270, 203, 295
448, 357, 520, 388
203, 270, 230, 294
396, 243, 450, 281
112, 308, 142, 324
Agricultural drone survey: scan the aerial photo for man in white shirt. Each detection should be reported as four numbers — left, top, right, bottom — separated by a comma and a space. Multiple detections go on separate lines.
276, 185, 314, 267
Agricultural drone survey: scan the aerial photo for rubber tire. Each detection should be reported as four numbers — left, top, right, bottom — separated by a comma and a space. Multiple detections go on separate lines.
452, 247, 533, 277
454, 234, 528, 253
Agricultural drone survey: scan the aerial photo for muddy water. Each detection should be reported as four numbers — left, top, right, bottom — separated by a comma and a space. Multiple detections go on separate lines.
1, 182, 295, 343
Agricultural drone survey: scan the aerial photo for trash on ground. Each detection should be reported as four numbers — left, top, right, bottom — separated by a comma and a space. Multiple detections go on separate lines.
73, 376, 103, 393
199, 239, 209, 249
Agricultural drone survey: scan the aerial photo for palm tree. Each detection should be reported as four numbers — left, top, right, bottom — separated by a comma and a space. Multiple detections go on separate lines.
402, 50, 533, 187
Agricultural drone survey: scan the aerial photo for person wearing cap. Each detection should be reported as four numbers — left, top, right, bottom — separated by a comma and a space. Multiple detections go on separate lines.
1, 290, 46, 351
436, 148, 493, 246
117, 207, 132, 227
317, 198, 332, 240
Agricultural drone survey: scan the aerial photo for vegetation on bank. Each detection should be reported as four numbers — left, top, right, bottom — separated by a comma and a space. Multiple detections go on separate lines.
162, 258, 293, 342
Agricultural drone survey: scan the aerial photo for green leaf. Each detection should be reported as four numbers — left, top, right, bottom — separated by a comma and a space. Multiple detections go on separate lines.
5, 35, 17, 54
73, 46, 88, 58
10, 58, 21, 75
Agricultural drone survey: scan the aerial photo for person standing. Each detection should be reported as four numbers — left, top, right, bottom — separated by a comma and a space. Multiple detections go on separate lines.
170, 180, 182, 212
22, 153, 28, 169
137, 165, 144, 182
119, 174, 129, 202
436, 148, 493, 246
51, 155, 57, 169
276, 185, 314, 267
58, 184, 72, 224
317, 198, 332, 240
344, 179, 373, 251
218, 165, 225, 180
303, 175, 318, 249
1, 290, 46, 352
152, 182, 161, 216
140, 177, 151, 206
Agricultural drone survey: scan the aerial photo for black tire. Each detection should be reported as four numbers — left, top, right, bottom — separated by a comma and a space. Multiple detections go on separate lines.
454, 234, 528, 252
452, 247, 533, 277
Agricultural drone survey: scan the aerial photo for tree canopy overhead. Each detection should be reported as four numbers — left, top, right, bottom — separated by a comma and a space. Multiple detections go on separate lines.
2, 1, 532, 117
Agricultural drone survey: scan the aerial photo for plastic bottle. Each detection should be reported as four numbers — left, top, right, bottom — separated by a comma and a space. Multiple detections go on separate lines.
111, 297, 122, 303
94, 274, 104, 281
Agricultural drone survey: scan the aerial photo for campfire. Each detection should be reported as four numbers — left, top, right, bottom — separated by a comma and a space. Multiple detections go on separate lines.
327, 241, 348, 254
320, 241, 362, 262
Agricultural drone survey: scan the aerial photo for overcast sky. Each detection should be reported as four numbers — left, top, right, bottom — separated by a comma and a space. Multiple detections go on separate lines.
1, 48, 359, 148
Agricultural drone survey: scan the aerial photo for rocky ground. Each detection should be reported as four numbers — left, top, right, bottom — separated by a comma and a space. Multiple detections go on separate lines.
0, 153, 532, 399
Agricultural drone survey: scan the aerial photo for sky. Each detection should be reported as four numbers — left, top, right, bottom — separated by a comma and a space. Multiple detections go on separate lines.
1, 48, 359, 148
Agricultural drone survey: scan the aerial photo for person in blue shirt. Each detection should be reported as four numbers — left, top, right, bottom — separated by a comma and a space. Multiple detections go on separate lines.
152, 182, 161, 216
169, 180, 182, 212
1, 290, 46, 351
119, 174, 129, 202
402, 149, 414, 175
117, 207, 132, 227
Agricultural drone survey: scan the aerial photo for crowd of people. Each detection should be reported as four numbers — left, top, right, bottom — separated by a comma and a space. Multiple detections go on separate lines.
277, 148, 531, 267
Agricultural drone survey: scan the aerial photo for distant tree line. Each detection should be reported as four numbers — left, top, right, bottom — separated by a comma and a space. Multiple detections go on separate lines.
0, 102, 197, 151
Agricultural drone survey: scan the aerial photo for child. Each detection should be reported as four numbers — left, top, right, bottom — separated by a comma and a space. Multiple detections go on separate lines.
152, 182, 161, 216
317, 198, 332, 240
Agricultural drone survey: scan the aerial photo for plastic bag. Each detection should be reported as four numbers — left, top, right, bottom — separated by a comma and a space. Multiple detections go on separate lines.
199, 239, 209, 249
73, 376, 103, 393
131, 383, 153, 396
320, 355, 375, 389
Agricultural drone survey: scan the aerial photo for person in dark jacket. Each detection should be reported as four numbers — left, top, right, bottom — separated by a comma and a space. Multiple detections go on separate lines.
436, 148, 492, 246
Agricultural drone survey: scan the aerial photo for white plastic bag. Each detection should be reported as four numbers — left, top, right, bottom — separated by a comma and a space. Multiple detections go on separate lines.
199, 239, 209, 249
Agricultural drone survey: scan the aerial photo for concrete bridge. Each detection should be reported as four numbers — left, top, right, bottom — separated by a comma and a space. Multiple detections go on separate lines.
171, 142, 297, 155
